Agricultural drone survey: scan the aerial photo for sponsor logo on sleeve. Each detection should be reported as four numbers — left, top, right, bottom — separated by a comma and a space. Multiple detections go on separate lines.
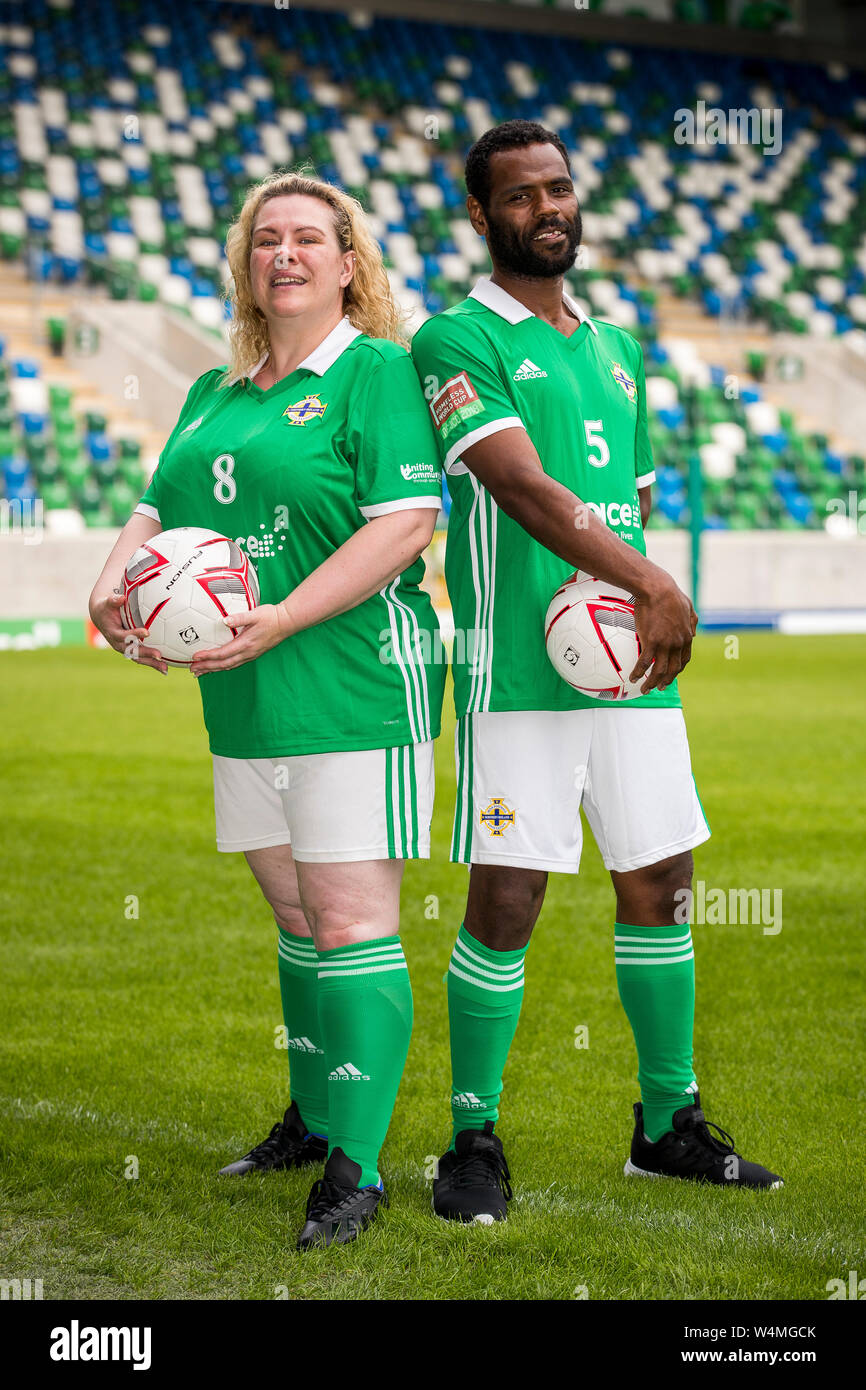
399, 461, 441, 486
429, 372, 485, 441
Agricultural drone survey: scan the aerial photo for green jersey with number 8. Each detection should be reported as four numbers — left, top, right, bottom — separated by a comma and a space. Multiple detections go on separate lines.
410, 277, 681, 717
137, 318, 446, 758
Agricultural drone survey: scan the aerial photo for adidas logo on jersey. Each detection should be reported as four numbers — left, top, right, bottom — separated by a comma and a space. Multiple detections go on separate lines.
513, 358, 548, 381
329, 1062, 371, 1081
452, 1091, 485, 1109
286, 1036, 323, 1054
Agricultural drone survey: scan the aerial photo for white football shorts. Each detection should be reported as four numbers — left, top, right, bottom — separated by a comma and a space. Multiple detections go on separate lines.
452, 708, 710, 874
213, 741, 434, 862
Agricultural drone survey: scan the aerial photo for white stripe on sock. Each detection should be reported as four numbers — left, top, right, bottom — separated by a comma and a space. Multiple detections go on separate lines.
450, 944, 524, 985
448, 963, 524, 993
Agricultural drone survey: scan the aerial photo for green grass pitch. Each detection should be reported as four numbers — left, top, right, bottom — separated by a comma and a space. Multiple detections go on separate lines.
1, 634, 864, 1301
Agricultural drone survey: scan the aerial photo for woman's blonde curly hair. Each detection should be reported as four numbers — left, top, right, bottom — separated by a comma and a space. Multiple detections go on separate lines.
220, 168, 407, 385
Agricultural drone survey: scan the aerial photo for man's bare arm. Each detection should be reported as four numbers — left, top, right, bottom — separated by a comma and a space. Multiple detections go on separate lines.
459, 428, 695, 691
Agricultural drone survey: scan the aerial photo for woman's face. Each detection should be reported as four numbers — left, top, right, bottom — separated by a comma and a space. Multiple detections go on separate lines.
249, 194, 355, 324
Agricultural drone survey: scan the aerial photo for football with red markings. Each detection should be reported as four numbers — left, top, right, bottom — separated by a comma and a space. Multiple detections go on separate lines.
544, 571, 647, 700
121, 527, 259, 666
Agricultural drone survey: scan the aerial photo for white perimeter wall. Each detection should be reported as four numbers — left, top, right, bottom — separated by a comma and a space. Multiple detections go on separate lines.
1, 530, 864, 620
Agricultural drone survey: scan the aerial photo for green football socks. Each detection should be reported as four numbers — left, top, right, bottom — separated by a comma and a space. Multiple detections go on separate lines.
615, 921, 698, 1142
276, 930, 328, 1136
446, 924, 528, 1147
316, 935, 414, 1188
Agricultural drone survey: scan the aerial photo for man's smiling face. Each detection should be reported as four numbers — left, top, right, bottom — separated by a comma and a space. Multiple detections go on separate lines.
470, 143, 582, 279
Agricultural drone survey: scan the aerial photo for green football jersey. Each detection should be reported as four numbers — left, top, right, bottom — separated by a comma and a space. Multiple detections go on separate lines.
410, 276, 681, 717
137, 317, 446, 758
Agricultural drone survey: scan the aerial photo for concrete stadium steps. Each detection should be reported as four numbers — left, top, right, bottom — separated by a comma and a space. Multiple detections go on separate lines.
0, 264, 166, 471
652, 289, 774, 363
649, 286, 850, 448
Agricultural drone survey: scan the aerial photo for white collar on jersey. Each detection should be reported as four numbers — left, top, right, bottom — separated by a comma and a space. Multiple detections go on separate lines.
469, 275, 598, 336
226, 314, 363, 386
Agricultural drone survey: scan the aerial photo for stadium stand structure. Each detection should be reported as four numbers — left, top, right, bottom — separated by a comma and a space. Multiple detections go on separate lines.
0, 273, 163, 531
1, 0, 865, 538
452, 0, 796, 31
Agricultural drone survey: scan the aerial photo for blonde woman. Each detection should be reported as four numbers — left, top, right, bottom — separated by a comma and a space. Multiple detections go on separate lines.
89, 171, 446, 1248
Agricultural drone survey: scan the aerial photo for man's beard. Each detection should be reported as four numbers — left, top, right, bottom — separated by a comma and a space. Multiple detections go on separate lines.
484, 205, 582, 279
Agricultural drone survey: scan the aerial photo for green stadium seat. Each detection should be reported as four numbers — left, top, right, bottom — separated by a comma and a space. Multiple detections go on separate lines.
49, 385, 73, 414
60, 455, 89, 491
42, 480, 71, 510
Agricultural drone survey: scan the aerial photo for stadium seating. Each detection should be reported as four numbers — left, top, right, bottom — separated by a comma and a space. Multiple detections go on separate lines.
351, 1, 796, 29
0, 324, 153, 529
0, 0, 862, 531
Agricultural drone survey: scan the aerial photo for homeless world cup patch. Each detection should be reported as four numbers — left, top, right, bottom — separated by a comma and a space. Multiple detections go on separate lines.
429, 373, 485, 441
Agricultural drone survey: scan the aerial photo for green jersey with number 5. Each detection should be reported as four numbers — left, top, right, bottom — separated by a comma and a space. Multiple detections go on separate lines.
410, 277, 681, 716
137, 318, 446, 758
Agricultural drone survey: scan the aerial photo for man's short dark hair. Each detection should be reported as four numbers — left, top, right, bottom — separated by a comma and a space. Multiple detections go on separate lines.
464, 120, 573, 211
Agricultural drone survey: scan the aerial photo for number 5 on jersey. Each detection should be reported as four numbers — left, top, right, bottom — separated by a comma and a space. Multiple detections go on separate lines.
584, 421, 610, 469
213, 454, 237, 504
